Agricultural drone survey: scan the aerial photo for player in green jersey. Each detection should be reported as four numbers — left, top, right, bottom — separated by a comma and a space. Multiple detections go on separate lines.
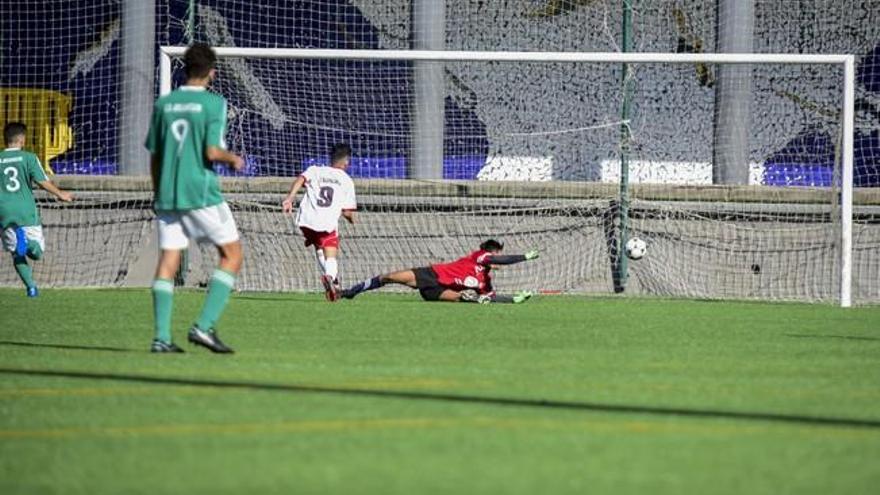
144, 43, 245, 354
0, 122, 74, 297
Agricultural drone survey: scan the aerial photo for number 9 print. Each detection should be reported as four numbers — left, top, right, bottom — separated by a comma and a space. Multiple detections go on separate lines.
316, 186, 334, 207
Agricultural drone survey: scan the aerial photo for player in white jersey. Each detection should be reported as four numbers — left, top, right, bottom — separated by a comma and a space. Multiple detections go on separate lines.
282, 143, 357, 301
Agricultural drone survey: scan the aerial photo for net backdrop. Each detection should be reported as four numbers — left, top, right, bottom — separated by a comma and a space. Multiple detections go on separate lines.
1, 1, 879, 303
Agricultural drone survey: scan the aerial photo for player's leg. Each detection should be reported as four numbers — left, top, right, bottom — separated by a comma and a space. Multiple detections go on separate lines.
313, 247, 327, 275
151, 213, 186, 352
195, 240, 242, 325
301, 227, 327, 276
188, 203, 240, 353
194, 239, 242, 330
341, 268, 418, 299
3, 227, 37, 296
20, 227, 44, 296
320, 245, 339, 301
322, 246, 338, 281
383, 269, 418, 287
11, 253, 36, 294
24, 226, 44, 260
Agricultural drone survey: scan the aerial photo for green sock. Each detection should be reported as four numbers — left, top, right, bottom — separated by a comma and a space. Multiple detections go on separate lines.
12, 255, 35, 289
27, 241, 42, 260
152, 279, 174, 344
195, 269, 236, 332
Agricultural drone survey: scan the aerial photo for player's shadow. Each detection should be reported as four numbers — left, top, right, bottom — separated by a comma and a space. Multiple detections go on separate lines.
233, 295, 426, 304
783, 333, 880, 342
0, 367, 878, 430
0, 340, 136, 353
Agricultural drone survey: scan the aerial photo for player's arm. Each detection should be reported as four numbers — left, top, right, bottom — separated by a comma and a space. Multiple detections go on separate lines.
36, 179, 73, 202
205, 99, 244, 171
150, 154, 161, 194
481, 250, 539, 266
491, 291, 533, 304
342, 209, 356, 224
145, 103, 163, 192
340, 180, 357, 224
281, 175, 306, 214
29, 156, 72, 202
205, 146, 244, 171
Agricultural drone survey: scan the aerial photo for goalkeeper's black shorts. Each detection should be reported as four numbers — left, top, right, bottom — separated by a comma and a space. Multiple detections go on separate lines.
413, 266, 444, 301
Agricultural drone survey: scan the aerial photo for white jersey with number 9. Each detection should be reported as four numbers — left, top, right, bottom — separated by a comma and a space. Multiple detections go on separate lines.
295, 165, 357, 233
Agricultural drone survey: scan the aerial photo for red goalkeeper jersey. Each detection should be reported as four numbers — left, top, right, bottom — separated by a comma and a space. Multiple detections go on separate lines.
431, 250, 494, 293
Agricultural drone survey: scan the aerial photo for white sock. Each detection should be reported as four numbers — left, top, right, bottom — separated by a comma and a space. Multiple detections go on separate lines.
324, 257, 338, 282
314, 249, 326, 274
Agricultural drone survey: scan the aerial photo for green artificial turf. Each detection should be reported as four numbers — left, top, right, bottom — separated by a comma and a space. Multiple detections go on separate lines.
1, 288, 879, 494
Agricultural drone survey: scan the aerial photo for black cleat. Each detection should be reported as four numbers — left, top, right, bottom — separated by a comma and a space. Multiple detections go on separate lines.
187, 326, 234, 354
151, 339, 185, 353
340, 288, 356, 300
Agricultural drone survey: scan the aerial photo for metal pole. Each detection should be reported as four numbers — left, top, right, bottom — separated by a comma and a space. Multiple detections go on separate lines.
187, 0, 197, 43
118, 0, 156, 175
840, 56, 855, 307
615, 0, 635, 293
713, 0, 755, 185
160, 51, 172, 96
410, 0, 445, 179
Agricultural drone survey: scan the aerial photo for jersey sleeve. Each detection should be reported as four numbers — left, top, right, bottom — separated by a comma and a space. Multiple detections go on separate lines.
205, 98, 228, 149
144, 103, 162, 154
475, 251, 492, 265
300, 166, 316, 183
28, 155, 49, 183
481, 254, 527, 266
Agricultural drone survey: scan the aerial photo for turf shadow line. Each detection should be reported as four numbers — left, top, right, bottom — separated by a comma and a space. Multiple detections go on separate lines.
1, 367, 878, 430
783, 333, 880, 342
0, 341, 136, 353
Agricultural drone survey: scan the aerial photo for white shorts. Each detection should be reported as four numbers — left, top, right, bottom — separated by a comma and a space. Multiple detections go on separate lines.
2, 225, 45, 253
157, 202, 240, 250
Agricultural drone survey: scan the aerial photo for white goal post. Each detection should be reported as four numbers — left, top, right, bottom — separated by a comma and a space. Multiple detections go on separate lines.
158, 47, 856, 307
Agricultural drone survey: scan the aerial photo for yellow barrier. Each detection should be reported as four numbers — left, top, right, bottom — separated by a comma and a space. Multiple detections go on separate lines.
0, 88, 74, 175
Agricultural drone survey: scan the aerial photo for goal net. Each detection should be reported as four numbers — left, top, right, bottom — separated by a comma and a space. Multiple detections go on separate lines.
144, 48, 868, 306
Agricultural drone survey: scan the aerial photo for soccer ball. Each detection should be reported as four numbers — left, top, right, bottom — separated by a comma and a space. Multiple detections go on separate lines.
625, 237, 647, 260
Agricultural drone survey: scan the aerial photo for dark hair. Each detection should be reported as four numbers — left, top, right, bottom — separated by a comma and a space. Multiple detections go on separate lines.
330, 143, 352, 164
184, 43, 217, 79
479, 239, 504, 252
4, 122, 26, 145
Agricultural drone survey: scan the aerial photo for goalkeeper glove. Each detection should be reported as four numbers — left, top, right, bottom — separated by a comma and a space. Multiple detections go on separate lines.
525, 249, 539, 260
512, 290, 534, 304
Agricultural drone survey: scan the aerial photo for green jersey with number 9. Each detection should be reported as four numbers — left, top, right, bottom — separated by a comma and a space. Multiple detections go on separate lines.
145, 86, 229, 211
0, 148, 48, 229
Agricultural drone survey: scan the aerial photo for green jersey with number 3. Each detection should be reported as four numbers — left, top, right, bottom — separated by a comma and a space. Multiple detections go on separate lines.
0, 148, 48, 229
145, 86, 229, 211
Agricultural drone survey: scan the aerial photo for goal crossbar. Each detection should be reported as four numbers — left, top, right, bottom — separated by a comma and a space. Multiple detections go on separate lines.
161, 47, 851, 65
157, 47, 856, 307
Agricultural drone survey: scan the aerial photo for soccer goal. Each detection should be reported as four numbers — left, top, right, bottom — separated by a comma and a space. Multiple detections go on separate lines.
8, 48, 872, 305
154, 47, 870, 306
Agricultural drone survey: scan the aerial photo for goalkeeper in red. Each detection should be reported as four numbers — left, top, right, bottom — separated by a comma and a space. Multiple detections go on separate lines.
144, 43, 244, 354
340, 239, 538, 303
